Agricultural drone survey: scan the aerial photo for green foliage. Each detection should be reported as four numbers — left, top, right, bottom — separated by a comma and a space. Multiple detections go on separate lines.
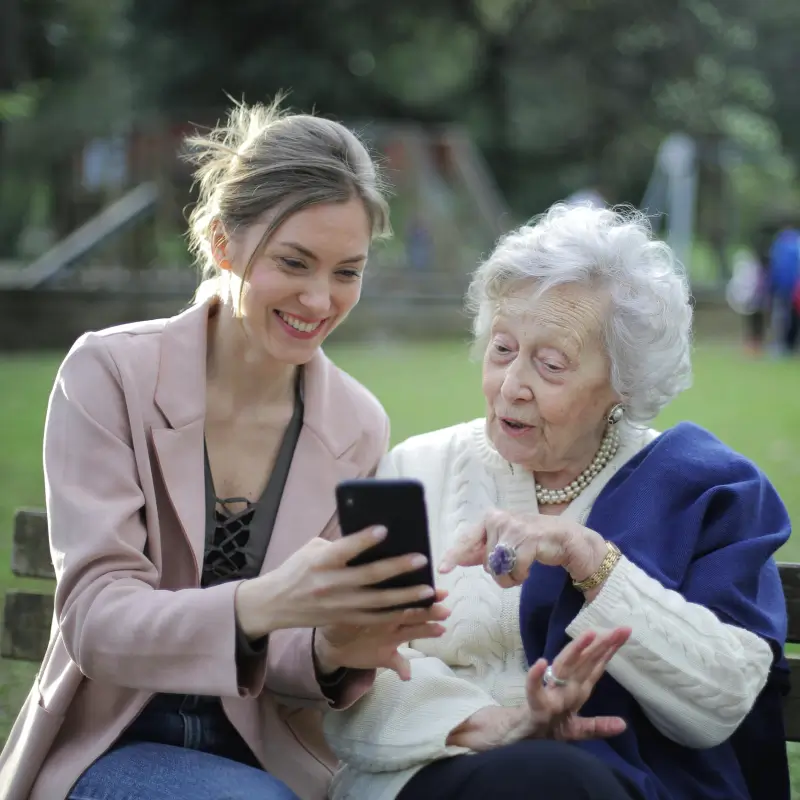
5, 0, 800, 269
0, 83, 43, 122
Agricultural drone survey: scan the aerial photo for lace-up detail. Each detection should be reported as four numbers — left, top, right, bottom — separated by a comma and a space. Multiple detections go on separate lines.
200, 370, 304, 589
203, 496, 257, 585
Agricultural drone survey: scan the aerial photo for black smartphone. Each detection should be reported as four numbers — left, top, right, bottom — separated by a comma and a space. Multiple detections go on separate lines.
335, 478, 435, 609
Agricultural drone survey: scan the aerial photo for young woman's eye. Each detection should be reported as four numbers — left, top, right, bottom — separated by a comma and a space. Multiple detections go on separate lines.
338, 269, 362, 280
279, 257, 306, 269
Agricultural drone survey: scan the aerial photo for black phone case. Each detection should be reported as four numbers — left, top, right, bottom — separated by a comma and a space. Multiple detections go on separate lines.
336, 478, 435, 609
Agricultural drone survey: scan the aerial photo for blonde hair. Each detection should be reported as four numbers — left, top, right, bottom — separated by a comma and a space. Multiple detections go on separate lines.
184, 96, 391, 305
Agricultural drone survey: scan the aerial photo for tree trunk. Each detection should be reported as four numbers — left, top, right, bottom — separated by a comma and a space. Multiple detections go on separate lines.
0, 0, 22, 166
0, 0, 21, 91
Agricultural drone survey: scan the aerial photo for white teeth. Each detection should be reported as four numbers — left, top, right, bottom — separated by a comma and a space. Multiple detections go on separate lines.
278, 312, 322, 333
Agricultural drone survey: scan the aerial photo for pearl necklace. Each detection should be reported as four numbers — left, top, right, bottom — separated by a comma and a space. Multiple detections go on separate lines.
534, 427, 620, 506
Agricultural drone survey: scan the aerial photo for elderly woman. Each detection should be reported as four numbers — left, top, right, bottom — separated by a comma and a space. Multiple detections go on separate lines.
324, 205, 791, 800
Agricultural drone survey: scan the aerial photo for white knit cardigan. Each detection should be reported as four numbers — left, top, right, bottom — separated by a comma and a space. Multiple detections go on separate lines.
323, 420, 773, 800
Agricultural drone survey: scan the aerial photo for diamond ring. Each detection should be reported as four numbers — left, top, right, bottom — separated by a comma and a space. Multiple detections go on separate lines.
543, 665, 569, 688
488, 542, 518, 577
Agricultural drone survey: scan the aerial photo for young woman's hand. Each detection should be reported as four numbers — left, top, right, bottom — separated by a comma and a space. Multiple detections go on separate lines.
235, 527, 445, 638
313, 589, 450, 680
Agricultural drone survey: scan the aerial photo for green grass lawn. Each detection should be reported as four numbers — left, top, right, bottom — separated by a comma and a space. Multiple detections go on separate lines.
1, 339, 799, 786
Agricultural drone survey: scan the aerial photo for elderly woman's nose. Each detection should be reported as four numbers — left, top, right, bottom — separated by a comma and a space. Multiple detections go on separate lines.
500, 366, 534, 402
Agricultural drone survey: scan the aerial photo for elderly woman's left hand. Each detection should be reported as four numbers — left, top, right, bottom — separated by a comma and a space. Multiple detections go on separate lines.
446, 627, 631, 751
439, 509, 609, 590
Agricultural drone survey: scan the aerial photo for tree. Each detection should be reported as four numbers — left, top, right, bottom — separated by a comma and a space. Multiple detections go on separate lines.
0, 0, 133, 253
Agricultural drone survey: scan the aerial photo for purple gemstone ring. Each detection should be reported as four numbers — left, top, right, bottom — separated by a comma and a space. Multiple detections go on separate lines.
488, 542, 518, 577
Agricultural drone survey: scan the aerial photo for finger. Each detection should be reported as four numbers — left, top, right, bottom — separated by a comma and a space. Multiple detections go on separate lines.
583, 629, 631, 687
550, 630, 598, 677
346, 609, 427, 626
384, 649, 412, 681
351, 584, 437, 611
348, 607, 448, 635
326, 526, 389, 565
566, 633, 617, 684
524, 658, 550, 708
439, 523, 486, 572
397, 604, 452, 624
526, 658, 549, 690
391, 622, 446, 642
570, 627, 631, 684
562, 715, 627, 741
339, 551, 433, 590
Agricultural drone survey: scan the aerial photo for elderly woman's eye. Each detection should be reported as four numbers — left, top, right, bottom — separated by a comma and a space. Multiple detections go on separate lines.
494, 344, 511, 355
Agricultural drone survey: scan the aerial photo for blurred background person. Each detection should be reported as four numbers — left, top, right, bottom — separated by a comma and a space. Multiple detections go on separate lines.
768, 217, 800, 356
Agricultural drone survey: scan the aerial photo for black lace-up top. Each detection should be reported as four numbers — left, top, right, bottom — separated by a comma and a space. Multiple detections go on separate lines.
201, 374, 304, 589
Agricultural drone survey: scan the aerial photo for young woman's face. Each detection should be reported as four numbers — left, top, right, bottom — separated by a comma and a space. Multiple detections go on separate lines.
226, 198, 371, 365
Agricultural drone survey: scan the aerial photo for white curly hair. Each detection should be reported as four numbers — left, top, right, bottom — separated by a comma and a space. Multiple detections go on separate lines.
466, 203, 693, 424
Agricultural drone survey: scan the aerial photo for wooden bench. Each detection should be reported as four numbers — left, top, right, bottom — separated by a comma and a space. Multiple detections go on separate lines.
4, 508, 800, 741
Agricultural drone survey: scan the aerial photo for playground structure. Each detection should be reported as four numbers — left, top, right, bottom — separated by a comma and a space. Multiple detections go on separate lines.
0, 121, 750, 352
2, 122, 511, 303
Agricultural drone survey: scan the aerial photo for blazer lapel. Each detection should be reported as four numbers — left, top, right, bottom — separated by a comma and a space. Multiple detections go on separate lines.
151, 300, 211, 578
151, 421, 206, 576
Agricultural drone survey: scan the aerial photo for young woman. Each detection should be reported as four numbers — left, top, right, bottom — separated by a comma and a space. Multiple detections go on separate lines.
0, 99, 450, 800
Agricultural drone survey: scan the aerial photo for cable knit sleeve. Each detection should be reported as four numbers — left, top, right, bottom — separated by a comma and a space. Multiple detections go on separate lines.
566, 556, 773, 748
323, 645, 499, 772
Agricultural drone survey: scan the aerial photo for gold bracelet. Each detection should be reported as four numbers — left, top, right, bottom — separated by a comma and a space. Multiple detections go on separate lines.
572, 540, 622, 592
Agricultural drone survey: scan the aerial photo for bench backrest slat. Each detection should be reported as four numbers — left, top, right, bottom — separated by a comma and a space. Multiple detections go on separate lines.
779, 563, 800, 644
11, 509, 53, 580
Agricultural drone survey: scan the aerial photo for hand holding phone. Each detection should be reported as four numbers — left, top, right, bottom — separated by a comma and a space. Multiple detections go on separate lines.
336, 478, 436, 610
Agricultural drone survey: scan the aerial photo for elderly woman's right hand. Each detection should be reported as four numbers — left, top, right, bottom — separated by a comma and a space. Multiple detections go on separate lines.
446, 627, 631, 751
235, 526, 444, 638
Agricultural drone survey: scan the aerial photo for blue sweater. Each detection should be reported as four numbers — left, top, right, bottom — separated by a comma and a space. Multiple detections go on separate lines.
519, 422, 791, 800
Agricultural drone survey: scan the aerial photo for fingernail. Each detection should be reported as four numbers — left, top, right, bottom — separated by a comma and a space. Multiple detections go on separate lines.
372, 526, 388, 539
419, 586, 435, 598
410, 554, 428, 568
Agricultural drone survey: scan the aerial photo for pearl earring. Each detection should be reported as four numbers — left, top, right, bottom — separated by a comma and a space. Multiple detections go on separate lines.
607, 403, 624, 425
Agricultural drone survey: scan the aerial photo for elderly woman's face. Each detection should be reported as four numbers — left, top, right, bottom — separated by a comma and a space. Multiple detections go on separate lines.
482, 283, 618, 474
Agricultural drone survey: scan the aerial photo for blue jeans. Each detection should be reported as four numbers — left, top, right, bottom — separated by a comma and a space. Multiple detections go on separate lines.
68, 741, 300, 800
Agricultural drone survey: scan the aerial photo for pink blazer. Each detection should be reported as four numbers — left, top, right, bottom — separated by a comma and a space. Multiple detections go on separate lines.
0, 299, 388, 800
